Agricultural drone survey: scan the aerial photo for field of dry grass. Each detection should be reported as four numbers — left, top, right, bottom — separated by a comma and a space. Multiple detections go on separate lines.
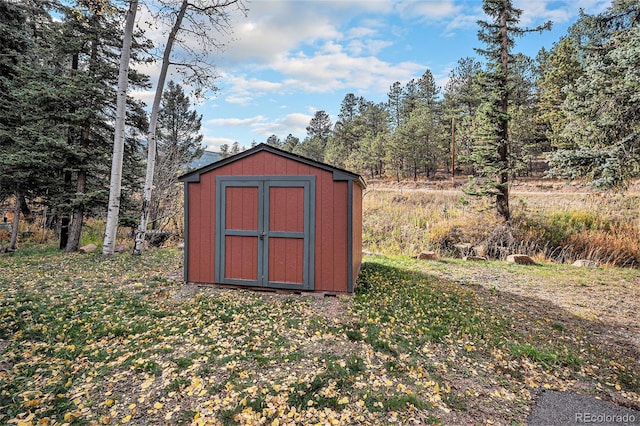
362, 178, 640, 267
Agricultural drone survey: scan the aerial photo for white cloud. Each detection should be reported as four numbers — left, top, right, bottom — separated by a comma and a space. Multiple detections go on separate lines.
204, 112, 312, 142
269, 42, 425, 94
251, 112, 313, 139
206, 115, 266, 126
129, 89, 155, 106
442, 4, 484, 36
202, 136, 238, 151
514, 0, 612, 26
396, 0, 461, 20
346, 39, 393, 56
220, 74, 285, 105
219, 1, 342, 65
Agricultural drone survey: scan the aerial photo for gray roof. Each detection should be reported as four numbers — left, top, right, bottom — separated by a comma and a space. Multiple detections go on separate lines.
179, 143, 365, 187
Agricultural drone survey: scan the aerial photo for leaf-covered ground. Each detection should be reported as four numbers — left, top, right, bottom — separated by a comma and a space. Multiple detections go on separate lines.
1, 247, 638, 425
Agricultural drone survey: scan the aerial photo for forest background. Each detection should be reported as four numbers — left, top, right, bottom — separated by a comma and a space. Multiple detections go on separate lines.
1, 0, 639, 267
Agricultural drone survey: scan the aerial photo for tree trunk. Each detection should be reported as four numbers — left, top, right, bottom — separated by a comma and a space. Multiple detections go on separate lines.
103, 0, 138, 255
8, 194, 21, 251
65, 170, 86, 252
19, 194, 31, 217
496, 5, 510, 222
59, 170, 72, 250
133, 0, 188, 255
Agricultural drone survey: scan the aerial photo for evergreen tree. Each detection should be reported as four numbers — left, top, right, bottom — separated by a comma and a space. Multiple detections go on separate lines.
0, 0, 148, 252
471, 0, 551, 221
294, 111, 332, 162
0, 0, 69, 250
442, 57, 483, 173
536, 37, 582, 149
266, 134, 281, 147
346, 101, 389, 178
548, 1, 640, 189
325, 93, 366, 168
508, 53, 548, 176
281, 134, 300, 152
54, 1, 149, 251
386, 81, 403, 130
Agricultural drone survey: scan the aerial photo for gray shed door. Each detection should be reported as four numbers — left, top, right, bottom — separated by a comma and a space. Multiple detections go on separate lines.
215, 176, 315, 290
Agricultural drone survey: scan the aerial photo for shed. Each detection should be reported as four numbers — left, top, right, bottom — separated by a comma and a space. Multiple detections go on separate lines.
179, 143, 365, 293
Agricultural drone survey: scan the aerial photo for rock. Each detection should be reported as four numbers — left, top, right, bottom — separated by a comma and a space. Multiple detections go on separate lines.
506, 254, 536, 265
177, 242, 185, 250
417, 251, 438, 260
79, 243, 97, 253
114, 244, 127, 253
474, 244, 487, 257
454, 243, 473, 255
572, 259, 598, 268
463, 255, 487, 262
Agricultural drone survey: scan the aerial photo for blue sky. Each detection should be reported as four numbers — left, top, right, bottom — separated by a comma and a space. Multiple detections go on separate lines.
133, 0, 612, 152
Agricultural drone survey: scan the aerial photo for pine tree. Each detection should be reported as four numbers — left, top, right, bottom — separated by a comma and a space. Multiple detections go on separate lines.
0, 0, 69, 250
442, 57, 483, 173
325, 93, 366, 168
54, 1, 149, 252
536, 37, 582, 149
294, 111, 332, 162
471, 0, 551, 221
548, 1, 640, 189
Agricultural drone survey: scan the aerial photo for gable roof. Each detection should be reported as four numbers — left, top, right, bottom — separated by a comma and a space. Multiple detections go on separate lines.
179, 143, 366, 187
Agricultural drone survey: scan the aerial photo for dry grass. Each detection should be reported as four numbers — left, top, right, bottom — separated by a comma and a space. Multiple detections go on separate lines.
363, 180, 640, 267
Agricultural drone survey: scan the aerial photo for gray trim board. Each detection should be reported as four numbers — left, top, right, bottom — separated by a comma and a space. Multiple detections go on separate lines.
183, 181, 189, 283
179, 143, 366, 189
347, 180, 354, 293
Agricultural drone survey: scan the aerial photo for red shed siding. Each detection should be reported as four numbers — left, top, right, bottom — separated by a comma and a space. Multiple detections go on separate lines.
185, 150, 355, 292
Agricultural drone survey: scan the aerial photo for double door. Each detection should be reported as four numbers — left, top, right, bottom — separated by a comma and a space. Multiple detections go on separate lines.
215, 176, 315, 290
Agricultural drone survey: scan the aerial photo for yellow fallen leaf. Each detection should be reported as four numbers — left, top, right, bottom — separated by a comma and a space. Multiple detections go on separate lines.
122, 414, 131, 423
105, 399, 114, 407
337, 397, 349, 405
154, 402, 163, 409
141, 377, 155, 391
24, 399, 41, 408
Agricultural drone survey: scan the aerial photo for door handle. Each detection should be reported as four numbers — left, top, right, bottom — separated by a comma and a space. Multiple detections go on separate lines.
259, 232, 265, 240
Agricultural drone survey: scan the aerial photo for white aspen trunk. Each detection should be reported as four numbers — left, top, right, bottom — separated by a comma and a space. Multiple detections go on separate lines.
103, 0, 138, 255
133, 0, 188, 255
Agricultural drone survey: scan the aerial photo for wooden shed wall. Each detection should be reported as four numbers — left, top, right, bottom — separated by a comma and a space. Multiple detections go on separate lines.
186, 150, 353, 292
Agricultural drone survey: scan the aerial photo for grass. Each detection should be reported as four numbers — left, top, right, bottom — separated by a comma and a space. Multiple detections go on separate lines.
363, 183, 640, 267
1, 246, 638, 425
